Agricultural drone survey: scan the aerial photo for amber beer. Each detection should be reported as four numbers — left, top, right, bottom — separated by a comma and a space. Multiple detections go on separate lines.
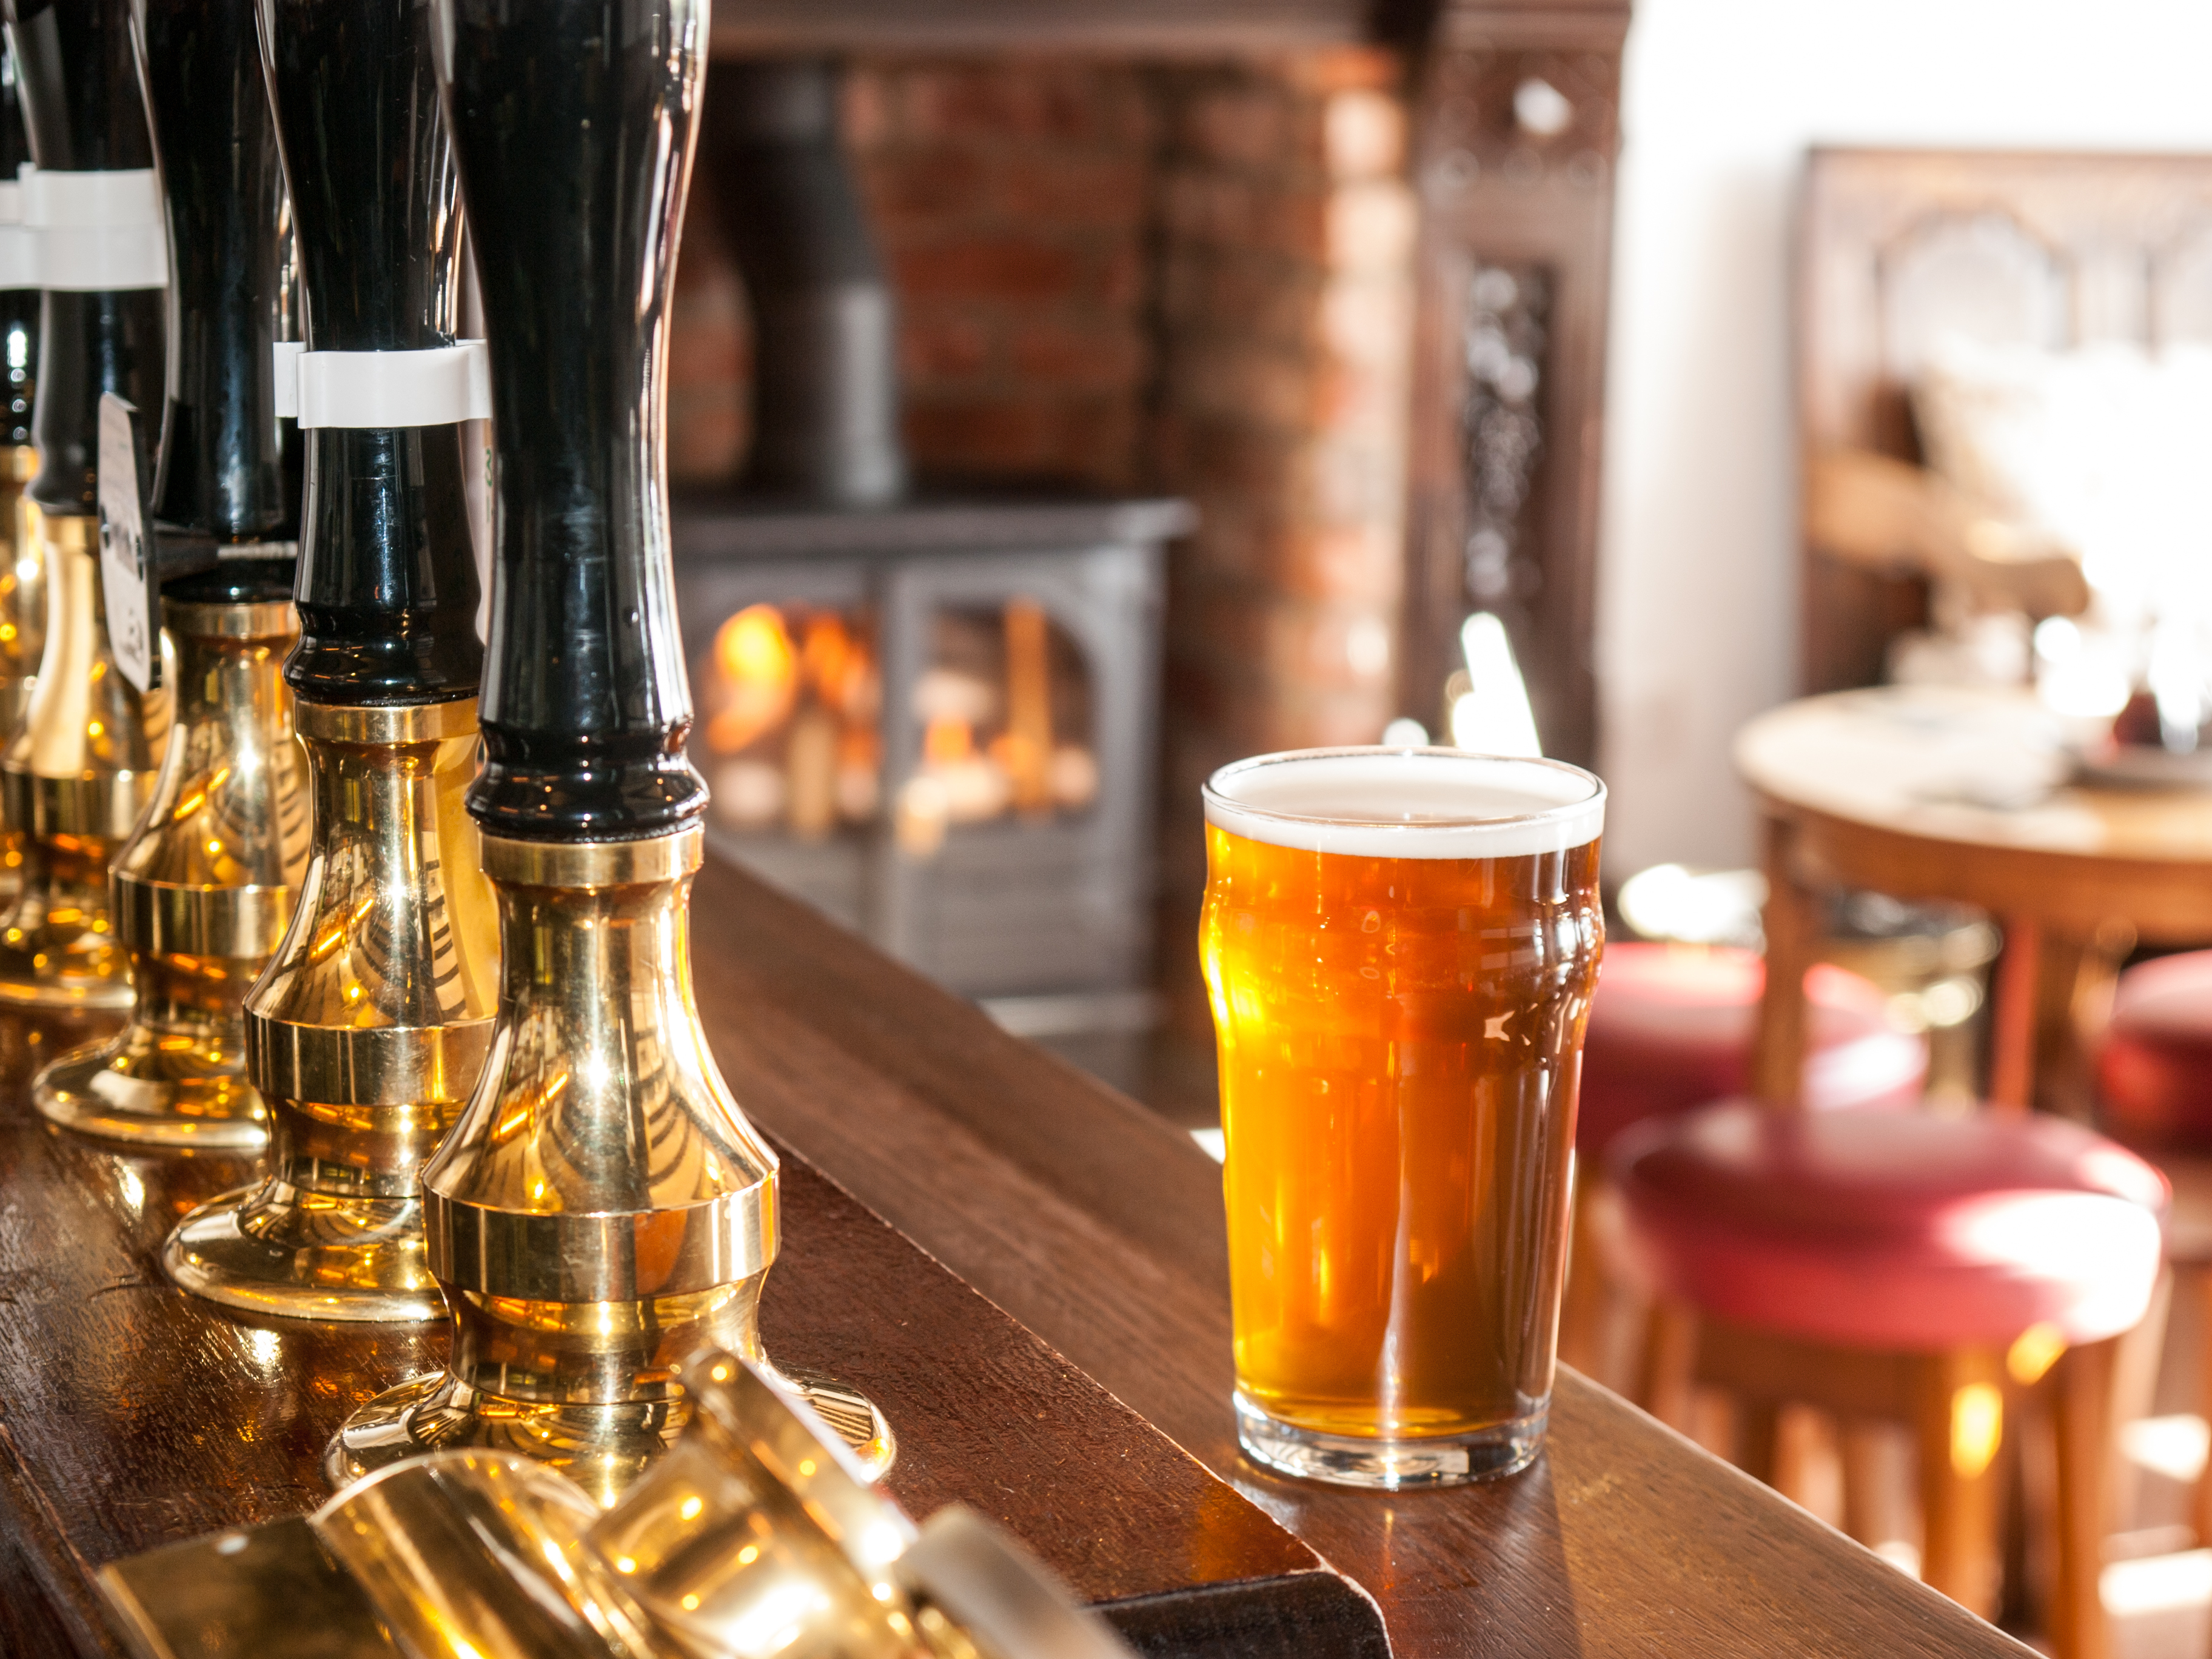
1201, 748, 1604, 1487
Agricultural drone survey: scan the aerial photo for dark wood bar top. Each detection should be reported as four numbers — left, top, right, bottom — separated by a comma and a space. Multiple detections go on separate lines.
689, 855, 2040, 1659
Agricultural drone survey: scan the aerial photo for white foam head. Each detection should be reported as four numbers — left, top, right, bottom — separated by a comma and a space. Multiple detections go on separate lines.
1204, 748, 1604, 860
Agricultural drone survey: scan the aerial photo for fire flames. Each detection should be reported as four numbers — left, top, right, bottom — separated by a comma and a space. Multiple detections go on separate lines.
698, 597, 1099, 846
705, 605, 797, 757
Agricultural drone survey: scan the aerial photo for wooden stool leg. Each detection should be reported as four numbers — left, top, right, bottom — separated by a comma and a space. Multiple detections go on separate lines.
1738, 1399, 1782, 1486
2196, 1269, 2212, 1552
1840, 1419, 1897, 1551
2106, 1265, 2172, 1539
1918, 1347, 2006, 1620
1558, 1168, 1606, 1378
2013, 1388, 2059, 1643
2051, 1337, 2117, 1659
1638, 1298, 1698, 1434
1774, 1406, 1842, 1520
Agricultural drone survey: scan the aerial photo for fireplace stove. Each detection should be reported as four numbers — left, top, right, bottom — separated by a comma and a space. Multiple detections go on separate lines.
674, 493, 1187, 1088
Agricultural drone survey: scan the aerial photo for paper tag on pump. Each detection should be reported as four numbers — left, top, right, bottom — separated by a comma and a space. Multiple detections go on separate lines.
96, 394, 159, 693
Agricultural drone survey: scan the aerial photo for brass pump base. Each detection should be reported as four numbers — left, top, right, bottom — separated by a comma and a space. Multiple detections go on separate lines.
0, 515, 170, 1013
326, 826, 892, 1503
32, 965, 274, 1149
163, 698, 498, 1321
0, 445, 45, 754
163, 1177, 455, 1322
35, 595, 304, 1147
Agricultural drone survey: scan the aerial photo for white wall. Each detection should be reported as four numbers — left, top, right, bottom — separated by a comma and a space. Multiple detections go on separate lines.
1597, 0, 2212, 877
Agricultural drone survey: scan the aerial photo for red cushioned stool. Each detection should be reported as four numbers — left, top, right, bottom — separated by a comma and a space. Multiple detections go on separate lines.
1560, 944, 1926, 1383
2093, 948, 2212, 1570
1614, 1102, 2167, 1657
1578, 943, 1928, 1159
2098, 950, 2212, 1150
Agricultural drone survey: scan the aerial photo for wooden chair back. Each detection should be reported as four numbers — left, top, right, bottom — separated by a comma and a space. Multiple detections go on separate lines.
1798, 147, 2212, 691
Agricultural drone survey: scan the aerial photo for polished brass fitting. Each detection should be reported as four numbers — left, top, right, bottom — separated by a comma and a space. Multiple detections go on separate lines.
329, 828, 890, 1504
0, 514, 169, 1011
163, 695, 498, 1319
106, 1353, 1130, 1659
0, 444, 45, 743
34, 592, 306, 1145
590, 1352, 970, 1656
0, 446, 47, 913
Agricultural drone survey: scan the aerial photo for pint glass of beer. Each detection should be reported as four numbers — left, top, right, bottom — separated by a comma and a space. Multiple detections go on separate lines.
1201, 748, 1604, 1487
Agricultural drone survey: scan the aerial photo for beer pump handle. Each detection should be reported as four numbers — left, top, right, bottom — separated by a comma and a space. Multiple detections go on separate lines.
1, 0, 166, 518
0, 48, 36, 446
133, 0, 294, 591
259, 0, 481, 704
438, 0, 709, 842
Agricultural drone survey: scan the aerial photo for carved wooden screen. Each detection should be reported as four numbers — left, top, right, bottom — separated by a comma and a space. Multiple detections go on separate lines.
1798, 148, 2212, 692
1401, 0, 1629, 769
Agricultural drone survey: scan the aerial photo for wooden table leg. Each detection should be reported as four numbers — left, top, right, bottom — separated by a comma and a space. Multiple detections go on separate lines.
1988, 914, 2042, 1114
2039, 923, 2133, 1124
1753, 813, 1818, 1108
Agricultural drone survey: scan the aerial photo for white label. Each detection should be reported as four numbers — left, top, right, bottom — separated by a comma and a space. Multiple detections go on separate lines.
96, 394, 157, 694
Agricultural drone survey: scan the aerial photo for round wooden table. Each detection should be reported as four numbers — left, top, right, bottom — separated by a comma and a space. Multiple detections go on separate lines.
1735, 685, 2212, 1110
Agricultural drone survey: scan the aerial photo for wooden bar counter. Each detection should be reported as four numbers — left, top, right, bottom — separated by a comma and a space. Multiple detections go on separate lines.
0, 854, 2034, 1658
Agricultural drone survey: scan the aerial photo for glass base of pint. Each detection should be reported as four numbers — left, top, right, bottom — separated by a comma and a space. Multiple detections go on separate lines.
1235, 1392, 1544, 1489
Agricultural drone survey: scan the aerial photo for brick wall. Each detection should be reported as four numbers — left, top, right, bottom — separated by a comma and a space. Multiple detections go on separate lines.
668, 190, 751, 486
850, 61, 1156, 490
671, 59, 1159, 492
669, 50, 1417, 1047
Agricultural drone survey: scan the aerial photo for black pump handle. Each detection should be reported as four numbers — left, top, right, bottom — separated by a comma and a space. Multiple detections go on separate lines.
438, 0, 709, 841
259, 0, 482, 705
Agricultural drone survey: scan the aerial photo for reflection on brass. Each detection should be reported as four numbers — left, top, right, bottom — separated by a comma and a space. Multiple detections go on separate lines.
0, 445, 45, 746
329, 828, 891, 1503
103, 1353, 1133, 1659
163, 696, 499, 1320
0, 515, 169, 1011
35, 595, 305, 1147
0, 447, 47, 913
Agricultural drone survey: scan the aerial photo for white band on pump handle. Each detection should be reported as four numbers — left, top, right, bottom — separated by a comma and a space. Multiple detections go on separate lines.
0, 178, 30, 290
272, 340, 492, 428
19, 165, 168, 292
